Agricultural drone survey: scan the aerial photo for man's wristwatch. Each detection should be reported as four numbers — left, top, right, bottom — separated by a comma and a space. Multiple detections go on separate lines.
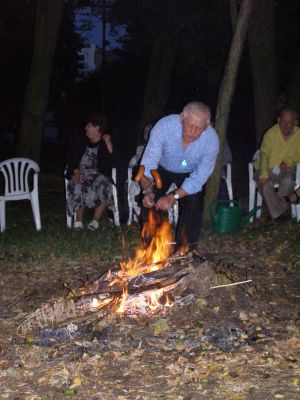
170, 191, 180, 200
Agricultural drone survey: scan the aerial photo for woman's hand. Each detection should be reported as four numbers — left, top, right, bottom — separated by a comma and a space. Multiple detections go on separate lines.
103, 134, 113, 154
73, 169, 87, 182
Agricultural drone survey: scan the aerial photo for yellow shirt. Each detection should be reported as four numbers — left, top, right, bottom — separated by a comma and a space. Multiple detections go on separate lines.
255, 124, 300, 179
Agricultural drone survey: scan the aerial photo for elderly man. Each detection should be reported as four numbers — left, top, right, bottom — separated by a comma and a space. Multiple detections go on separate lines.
255, 108, 300, 220
139, 101, 219, 250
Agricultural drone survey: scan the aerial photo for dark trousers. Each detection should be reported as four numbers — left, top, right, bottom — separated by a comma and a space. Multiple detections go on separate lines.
141, 165, 204, 250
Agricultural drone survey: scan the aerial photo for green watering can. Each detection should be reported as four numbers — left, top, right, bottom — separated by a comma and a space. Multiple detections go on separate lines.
209, 199, 261, 234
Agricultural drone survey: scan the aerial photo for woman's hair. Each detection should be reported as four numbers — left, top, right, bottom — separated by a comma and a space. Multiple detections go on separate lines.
87, 112, 109, 133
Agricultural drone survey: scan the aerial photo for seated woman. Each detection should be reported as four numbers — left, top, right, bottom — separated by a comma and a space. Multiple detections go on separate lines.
65, 113, 115, 230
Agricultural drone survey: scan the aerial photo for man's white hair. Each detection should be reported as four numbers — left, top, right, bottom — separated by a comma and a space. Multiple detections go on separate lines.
182, 101, 211, 122
278, 107, 298, 121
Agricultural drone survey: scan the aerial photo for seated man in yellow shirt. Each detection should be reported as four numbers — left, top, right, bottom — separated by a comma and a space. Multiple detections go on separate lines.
254, 108, 300, 220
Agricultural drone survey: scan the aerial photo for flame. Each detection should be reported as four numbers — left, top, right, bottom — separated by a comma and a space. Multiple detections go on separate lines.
148, 288, 164, 310
117, 210, 173, 282
91, 298, 100, 308
177, 243, 189, 256
115, 286, 175, 315
114, 210, 175, 313
163, 295, 172, 307
115, 286, 128, 314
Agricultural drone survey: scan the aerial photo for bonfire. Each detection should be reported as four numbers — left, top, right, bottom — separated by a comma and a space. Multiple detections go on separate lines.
18, 211, 210, 335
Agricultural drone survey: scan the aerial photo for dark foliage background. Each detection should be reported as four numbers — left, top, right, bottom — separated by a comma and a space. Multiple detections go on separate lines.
0, 0, 299, 173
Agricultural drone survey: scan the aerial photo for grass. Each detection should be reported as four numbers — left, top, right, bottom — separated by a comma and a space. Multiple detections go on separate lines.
1, 173, 299, 269
0, 174, 141, 266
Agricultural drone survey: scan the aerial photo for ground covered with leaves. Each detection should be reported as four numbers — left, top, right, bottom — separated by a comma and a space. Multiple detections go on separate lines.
0, 175, 299, 399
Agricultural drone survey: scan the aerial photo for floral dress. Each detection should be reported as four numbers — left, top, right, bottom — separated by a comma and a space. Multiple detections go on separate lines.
67, 146, 115, 216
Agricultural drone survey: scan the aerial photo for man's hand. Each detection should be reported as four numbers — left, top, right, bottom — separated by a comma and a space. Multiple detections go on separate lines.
143, 192, 155, 208
73, 169, 87, 182
279, 161, 288, 170
259, 178, 269, 187
155, 194, 176, 211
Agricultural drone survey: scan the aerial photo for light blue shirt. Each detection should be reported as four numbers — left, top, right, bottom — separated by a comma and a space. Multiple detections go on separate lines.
141, 114, 219, 194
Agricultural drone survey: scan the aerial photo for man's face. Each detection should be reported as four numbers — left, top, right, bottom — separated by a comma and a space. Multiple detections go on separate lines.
278, 111, 297, 137
180, 112, 209, 144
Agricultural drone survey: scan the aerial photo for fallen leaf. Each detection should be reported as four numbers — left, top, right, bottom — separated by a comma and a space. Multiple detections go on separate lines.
151, 318, 170, 336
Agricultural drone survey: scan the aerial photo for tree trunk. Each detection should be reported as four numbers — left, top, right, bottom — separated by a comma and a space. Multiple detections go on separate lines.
101, 0, 107, 111
229, 0, 238, 30
248, 0, 278, 146
16, 0, 64, 162
138, 34, 176, 143
203, 0, 254, 223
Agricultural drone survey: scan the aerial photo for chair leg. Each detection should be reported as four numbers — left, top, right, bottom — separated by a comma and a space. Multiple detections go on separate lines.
173, 201, 179, 226
67, 213, 73, 228
112, 187, 120, 227
30, 192, 41, 231
256, 192, 262, 218
227, 184, 233, 201
128, 192, 141, 225
111, 168, 120, 227
0, 200, 6, 232
295, 204, 300, 222
127, 201, 133, 226
168, 209, 173, 224
249, 183, 255, 222
132, 203, 140, 223
291, 204, 296, 219
113, 209, 120, 227
226, 164, 233, 201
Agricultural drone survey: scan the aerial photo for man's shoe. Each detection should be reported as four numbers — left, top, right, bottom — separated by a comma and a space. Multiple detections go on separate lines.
285, 186, 300, 204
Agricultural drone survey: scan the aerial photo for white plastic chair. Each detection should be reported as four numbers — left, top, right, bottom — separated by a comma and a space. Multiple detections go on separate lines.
0, 157, 41, 232
65, 167, 120, 228
224, 163, 233, 201
292, 163, 300, 221
127, 167, 141, 225
248, 150, 300, 222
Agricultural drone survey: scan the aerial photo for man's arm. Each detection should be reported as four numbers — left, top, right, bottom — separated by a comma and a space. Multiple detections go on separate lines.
138, 122, 166, 208
140, 121, 165, 178
155, 187, 188, 211
155, 132, 219, 212
180, 134, 219, 195
259, 133, 272, 180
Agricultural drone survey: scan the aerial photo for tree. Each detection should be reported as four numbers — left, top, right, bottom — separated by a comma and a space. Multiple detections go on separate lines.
248, 0, 278, 145
275, 0, 300, 115
138, 0, 213, 142
16, 0, 64, 162
203, 0, 254, 223
0, 0, 35, 133
112, 0, 210, 143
